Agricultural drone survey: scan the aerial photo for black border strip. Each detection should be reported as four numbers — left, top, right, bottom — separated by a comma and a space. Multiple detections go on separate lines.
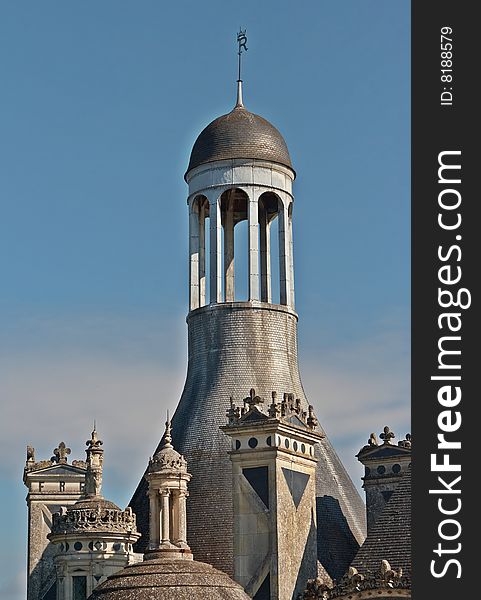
412, 2, 477, 597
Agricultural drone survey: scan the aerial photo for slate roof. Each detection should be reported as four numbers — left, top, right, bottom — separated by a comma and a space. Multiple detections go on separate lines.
186, 106, 293, 175
351, 469, 411, 577
89, 556, 250, 600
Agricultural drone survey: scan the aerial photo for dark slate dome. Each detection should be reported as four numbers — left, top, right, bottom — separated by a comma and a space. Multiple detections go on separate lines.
186, 104, 293, 176
88, 555, 251, 600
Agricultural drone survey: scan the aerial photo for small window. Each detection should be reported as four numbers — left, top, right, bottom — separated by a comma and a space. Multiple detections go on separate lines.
72, 575, 87, 600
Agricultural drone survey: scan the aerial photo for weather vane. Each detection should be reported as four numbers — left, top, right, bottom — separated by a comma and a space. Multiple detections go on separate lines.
237, 28, 248, 82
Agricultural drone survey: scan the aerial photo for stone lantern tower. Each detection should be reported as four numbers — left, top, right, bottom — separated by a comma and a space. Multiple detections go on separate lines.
48, 428, 141, 600
131, 74, 366, 580
145, 418, 191, 555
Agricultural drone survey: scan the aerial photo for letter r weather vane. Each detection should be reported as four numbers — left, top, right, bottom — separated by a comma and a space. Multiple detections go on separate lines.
236, 29, 247, 107
237, 28, 248, 81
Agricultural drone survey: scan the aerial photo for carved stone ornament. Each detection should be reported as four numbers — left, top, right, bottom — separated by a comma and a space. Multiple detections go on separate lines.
226, 388, 319, 430
50, 504, 138, 535
379, 426, 395, 445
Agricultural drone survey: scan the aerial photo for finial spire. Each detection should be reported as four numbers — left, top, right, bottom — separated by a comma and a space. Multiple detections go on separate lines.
162, 413, 173, 449
85, 425, 104, 498
236, 28, 248, 108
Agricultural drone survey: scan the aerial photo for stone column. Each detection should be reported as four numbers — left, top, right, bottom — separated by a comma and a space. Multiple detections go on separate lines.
189, 202, 200, 311
259, 208, 271, 303
149, 492, 160, 548
176, 490, 188, 545
210, 195, 222, 303
224, 201, 235, 302
278, 201, 292, 307
288, 204, 295, 308
160, 490, 171, 545
199, 201, 206, 307
248, 193, 259, 301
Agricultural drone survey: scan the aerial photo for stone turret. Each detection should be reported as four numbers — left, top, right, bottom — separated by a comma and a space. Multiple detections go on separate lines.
48, 428, 141, 600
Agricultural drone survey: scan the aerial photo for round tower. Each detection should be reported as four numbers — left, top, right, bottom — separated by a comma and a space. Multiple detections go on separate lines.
131, 74, 366, 581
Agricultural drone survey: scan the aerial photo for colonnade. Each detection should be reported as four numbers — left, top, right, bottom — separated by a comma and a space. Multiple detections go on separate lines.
148, 488, 188, 549
189, 188, 295, 311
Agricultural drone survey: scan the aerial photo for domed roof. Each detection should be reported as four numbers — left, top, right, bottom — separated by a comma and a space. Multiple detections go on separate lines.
88, 555, 250, 600
186, 103, 293, 176
72, 497, 121, 511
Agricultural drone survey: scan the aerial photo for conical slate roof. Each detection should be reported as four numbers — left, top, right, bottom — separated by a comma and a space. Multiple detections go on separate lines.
186, 105, 293, 175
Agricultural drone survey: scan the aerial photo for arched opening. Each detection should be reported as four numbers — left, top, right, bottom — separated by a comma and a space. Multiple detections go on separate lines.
189, 195, 209, 310
220, 188, 249, 301
258, 192, 281, 304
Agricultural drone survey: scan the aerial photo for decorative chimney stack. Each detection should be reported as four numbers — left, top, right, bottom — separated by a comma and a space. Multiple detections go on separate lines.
221, 389, 323, 599
356, 426, 412, 533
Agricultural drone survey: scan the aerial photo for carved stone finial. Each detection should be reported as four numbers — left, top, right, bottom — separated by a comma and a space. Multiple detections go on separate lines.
52, 442, 71, 464
302, 578, 331, 600
398, 433, 412, 449
268, 391, 280, 418
380, 559, 398, 583
380, 426, 395, 444
347, 565, 364, 586
26, 446, 35, 463
368, 432, 379, 446
226, 397, 238, 425
85, 427, 104, 498
243, 388, 263, 411
161, 416, 173, 450
86, 427, 103, 450
307, 405, 318, 430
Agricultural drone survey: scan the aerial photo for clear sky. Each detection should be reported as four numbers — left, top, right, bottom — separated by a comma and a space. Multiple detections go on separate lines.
0, 1, 410, 597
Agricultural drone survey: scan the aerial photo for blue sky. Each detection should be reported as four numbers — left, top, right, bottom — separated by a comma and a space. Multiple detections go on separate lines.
0, 2, 410, 597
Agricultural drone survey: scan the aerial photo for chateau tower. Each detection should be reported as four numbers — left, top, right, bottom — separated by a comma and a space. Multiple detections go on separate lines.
131, 72, 366, 579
